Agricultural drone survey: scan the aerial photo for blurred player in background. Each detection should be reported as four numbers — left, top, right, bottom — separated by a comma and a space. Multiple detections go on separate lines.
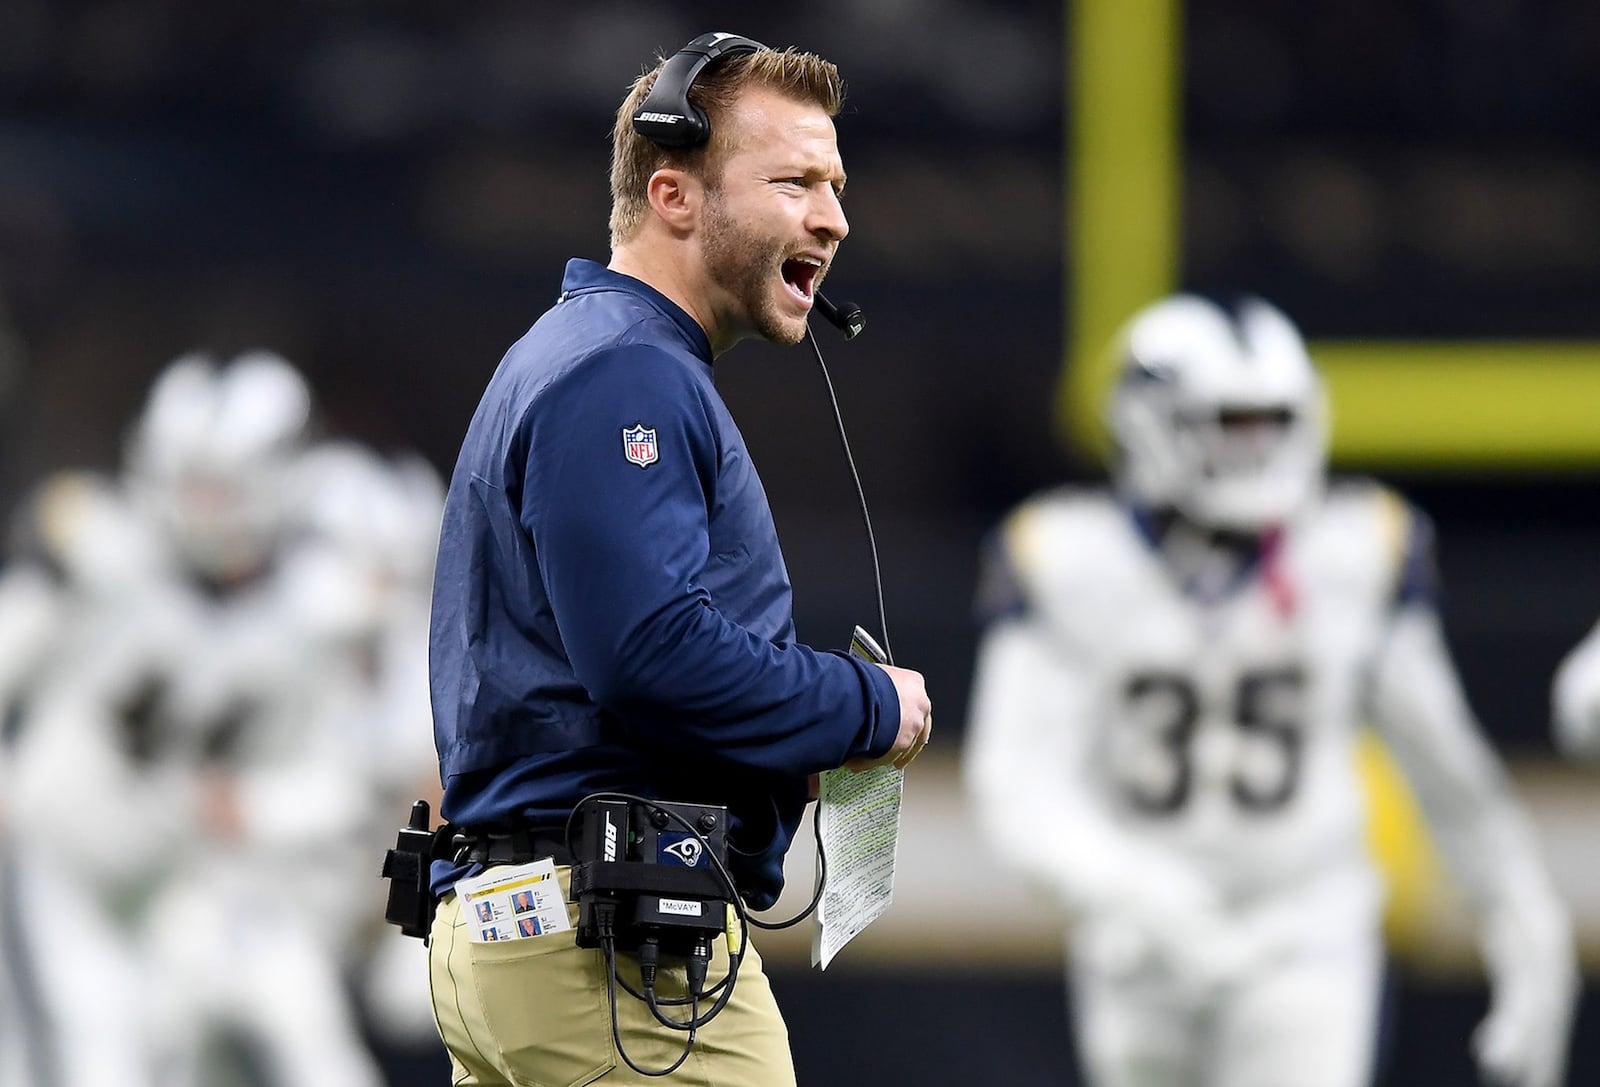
0, 351, 442, 1085
289, 437, 447, 1048
963, 295, 1578, 1087
0, 441, 189, 1087
1550, 620, 1600, 759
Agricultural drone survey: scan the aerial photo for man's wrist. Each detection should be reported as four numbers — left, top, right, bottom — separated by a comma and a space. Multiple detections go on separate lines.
853, 655, 901, 760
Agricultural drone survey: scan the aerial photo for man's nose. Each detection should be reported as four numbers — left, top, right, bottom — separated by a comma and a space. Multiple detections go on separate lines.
810, 188, 849, 242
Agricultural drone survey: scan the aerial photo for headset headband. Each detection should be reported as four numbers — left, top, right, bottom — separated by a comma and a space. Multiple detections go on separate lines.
631, 32, 767, 148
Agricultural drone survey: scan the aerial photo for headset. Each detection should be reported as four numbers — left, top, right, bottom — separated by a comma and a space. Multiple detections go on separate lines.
632, 31, 764, 148
632, 31, 865, 341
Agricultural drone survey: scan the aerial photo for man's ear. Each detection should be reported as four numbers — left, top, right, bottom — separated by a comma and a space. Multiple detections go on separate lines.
645, 168, 701, 234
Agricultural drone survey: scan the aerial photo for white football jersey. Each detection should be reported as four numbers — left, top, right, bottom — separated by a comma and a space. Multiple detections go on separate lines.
966, 479, 1577, 1087
972, 481, 1418, 902
967, 474, 1571, 922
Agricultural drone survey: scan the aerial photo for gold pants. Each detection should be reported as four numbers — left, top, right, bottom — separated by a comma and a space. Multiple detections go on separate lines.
428, 869, 796, 1087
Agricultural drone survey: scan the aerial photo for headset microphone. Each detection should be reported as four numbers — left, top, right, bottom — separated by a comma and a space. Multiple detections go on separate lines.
814, 291, 865, 340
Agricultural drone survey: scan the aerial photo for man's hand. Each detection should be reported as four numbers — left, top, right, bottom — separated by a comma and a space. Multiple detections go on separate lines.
847, 664, 931, 771
1473, 900, 1578, 1087
1552, 620, 1600, 757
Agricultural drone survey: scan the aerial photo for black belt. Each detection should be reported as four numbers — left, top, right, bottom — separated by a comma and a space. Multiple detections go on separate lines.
450, 825, 575, 868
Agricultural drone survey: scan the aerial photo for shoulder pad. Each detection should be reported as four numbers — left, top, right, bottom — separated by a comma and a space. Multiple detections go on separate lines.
13, 471, 169, 592
1313, 477, 1436, 607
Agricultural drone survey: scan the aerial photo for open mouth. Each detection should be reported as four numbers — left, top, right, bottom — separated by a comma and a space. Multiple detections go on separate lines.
780, 256, 822, 306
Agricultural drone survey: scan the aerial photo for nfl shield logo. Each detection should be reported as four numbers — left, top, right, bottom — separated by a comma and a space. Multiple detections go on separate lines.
622, 424, 658, 468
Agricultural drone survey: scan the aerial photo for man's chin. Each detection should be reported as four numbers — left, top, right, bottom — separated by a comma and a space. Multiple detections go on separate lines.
756, 309, 809, 346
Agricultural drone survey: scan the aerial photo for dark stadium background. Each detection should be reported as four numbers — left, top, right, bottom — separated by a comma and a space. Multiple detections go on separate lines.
1, 1, 1596, 1084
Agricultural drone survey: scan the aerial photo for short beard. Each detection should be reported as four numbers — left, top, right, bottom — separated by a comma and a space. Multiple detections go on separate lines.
701, 190, 805, 346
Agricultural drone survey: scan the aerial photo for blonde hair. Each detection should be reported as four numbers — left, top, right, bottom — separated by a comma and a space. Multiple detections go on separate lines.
608, 47, 844, 250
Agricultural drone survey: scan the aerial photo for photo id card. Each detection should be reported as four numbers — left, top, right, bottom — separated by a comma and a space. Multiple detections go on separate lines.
455, 857, 572, 943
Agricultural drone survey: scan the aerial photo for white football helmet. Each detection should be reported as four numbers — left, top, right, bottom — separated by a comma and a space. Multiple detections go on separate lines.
1106, 294, 1328, 531
293, 441, 445, 592
125, 350, 313, 582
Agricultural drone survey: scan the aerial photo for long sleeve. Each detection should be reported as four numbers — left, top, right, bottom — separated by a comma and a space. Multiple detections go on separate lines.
1370, 608, 1565, 927
522, 345, 897, 774
1368, 604, 1577, 1087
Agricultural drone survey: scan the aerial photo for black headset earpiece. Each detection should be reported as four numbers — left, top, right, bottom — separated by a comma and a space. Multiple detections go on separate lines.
631, 32, 767, 148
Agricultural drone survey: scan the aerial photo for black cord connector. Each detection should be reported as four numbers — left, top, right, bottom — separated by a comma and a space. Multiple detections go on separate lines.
638, 936, 660, 993
686, 935, 711, 999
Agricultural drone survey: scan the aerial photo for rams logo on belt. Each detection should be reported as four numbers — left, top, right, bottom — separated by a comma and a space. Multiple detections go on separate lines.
622, 424, 658, 468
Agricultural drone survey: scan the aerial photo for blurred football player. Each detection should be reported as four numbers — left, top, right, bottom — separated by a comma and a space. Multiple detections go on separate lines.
1550, 619, 1600, 758
119, 354, 393, 1087
963, 295, 1577, 1087
285, 438, 447, 1047
2, 351, 393, 1087
0, 462, 194, 1087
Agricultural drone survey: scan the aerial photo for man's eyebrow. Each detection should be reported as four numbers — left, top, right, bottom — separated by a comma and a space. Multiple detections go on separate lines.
770, 164, 846, 191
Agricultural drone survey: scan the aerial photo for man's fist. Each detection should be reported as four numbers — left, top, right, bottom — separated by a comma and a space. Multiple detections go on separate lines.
849, 664, 931, 771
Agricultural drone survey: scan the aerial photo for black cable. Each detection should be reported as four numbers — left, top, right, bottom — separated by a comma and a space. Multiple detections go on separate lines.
616, 964, 732, 1008
631, 936, 732, 1033
805, 324, 894, 666
603, 936, 696, 1076
743, 327, 897, 934
747, 797, 827, 930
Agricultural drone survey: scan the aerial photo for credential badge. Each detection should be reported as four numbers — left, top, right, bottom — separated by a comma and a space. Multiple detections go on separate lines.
622, 424, 658, 468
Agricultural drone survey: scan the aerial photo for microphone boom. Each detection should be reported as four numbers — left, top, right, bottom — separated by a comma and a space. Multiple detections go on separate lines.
814, 291, 865, 340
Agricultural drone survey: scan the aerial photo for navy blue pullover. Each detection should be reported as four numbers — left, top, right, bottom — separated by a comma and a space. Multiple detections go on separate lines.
429, 259, 901, 909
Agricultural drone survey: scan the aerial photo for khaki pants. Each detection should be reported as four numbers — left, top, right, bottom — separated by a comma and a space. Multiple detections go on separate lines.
428, 869, 796, 1087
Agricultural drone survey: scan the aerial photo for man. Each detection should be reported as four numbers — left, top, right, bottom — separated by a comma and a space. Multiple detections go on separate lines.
963, 294, 1576, 1087
426, 33, 932, 1087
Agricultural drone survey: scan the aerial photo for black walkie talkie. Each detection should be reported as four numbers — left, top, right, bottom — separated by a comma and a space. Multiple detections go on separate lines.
381, 800, 438, 941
